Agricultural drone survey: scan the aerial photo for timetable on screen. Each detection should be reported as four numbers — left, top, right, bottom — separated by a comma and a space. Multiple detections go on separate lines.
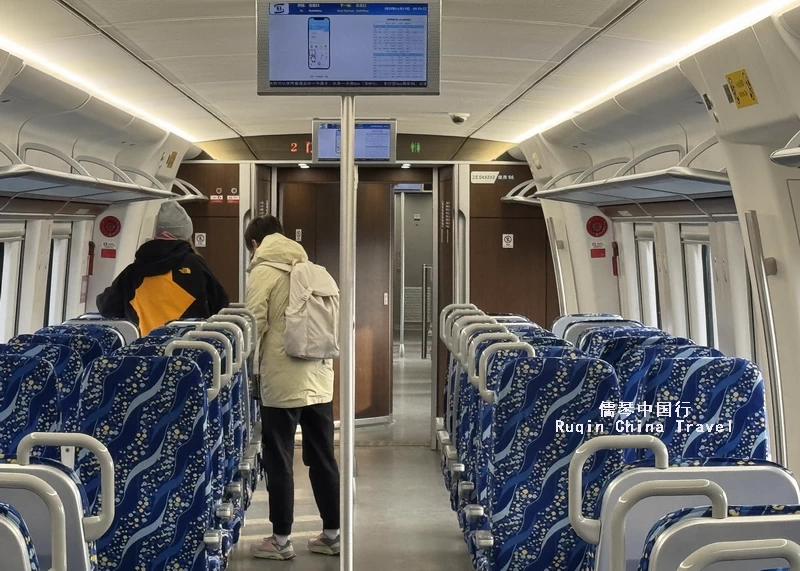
257, 1, 441, 96
313, 120, 397, 163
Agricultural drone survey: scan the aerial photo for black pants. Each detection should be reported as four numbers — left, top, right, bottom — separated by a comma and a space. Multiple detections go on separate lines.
261, 402, 340, 535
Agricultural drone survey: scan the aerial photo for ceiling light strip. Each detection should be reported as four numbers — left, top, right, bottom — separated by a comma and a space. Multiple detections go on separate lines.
0, 34, 197, 142
513, 0, 800, 143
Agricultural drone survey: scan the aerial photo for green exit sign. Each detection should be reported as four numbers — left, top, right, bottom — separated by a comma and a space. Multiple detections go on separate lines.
410, 142, 422, 153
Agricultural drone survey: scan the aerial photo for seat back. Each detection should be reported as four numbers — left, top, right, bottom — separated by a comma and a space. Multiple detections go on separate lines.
483, 357, 623, 571
0, 356, 60, 455
77, 355, 211, 571
642, 505, 800, 571
636, 357, 768, 461
580, 327, 692, 366
564, 319, 643, 345
114, 342, 227, 497
0, 344, 82, 432
65, 316, 140, 344
36, 325, 123, 355
552, 313, 625, 338
11, 335, 103, 370
0, 502, 40, 571
616, 345, 725, 406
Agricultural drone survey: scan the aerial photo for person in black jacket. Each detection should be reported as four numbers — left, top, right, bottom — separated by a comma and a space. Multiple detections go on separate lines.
96, 201, 229, 335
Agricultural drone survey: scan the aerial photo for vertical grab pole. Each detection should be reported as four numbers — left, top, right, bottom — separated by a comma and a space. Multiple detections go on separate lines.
399, 191, 406, 357
421, 264, 429, 359
339, 95, 356, 571
745, 210, 787, 467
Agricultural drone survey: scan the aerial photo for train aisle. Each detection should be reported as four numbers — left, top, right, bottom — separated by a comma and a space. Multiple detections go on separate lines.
230, 334, 472, 570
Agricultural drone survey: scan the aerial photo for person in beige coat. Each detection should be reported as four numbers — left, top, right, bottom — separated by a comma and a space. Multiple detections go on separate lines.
244, 216, 340, 561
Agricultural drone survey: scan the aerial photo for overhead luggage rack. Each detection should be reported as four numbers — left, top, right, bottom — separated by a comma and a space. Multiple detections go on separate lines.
500, 179, 539, 205
0, 141, 175, 204
535, 137, 732, 206
172, 178, 209, 203
770, 130, 800, 167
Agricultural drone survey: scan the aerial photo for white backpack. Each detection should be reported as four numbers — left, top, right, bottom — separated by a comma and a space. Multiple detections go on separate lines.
264, 260, 340, 360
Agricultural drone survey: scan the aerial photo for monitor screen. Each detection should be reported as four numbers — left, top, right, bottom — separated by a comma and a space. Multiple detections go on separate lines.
258, 1, 440, 95
315, 121, 396, 163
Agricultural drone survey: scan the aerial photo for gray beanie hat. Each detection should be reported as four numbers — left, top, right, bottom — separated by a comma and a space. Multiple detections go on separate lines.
155, 201, 193, 241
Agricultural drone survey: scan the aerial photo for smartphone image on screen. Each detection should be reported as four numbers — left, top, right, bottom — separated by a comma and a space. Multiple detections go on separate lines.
308, 17, 330, 70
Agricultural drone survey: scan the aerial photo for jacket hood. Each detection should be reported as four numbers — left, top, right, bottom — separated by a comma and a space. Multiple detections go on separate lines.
135, 239, 194, 277
248, 233, 308, 272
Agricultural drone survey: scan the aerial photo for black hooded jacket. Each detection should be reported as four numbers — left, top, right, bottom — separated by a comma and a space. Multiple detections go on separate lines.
96, 240, 229, 335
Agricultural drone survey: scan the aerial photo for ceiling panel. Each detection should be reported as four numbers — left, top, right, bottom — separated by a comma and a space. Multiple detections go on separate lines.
442, 56, 548, 86
64, 0, 256, 26
442, 18, 592, 60
153, 54, 256, 85
0, 0, 772, 148
110, 17, 256, 61
1, 0, 96, 43
440, 0, 634, 27
606, 0, 759, 45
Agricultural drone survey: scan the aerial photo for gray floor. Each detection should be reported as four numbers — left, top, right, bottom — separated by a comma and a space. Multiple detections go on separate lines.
229, 335, 474, 570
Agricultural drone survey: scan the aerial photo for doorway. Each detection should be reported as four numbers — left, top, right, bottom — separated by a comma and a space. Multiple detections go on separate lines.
392, 185, 434, 446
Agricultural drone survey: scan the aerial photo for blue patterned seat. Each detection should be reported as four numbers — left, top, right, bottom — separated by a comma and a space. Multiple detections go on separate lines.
142, 325, 248, 510
0, 502, 40, 571
36, 325, 123, 355
11, 334, 103, 371
615, 345, 725, 406
474, 357, 623, 571
445, 336, 572, 504
113, 341, 240, 552
454, 345, 588, 519
579, 327, 693, 366
632, 357, 768, 461
0, 344, 83, 432
77, 355, 219, 571
0, 355, 60, 456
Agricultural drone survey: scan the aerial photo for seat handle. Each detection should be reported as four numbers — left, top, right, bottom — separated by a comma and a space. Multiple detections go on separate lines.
17, 432, 114, 543
467, 333, 519, 387
439, 304, 477, 342
184, 331, 233, 387
680, 539, 800, 570
568, 435, 669, 544
477, 341, 535, 403
610, 479, 728, 571
0, 472, 67, 571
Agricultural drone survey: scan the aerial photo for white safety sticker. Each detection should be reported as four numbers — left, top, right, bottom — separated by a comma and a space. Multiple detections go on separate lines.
195, 233, 207, 248
502, 234, 514, 249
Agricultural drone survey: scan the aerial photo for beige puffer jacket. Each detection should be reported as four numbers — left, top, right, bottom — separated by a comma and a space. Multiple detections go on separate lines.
245, 234, 334, 408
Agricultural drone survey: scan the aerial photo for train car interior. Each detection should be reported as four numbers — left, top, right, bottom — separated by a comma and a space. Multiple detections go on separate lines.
7, 0, 800, 570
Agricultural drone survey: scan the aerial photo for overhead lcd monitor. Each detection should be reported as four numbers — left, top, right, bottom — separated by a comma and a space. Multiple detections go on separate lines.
313, 120, 397, 163
257, 1, 441, 96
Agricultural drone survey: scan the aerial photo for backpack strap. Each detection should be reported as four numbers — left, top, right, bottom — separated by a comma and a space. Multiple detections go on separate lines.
261, 262, 294, 273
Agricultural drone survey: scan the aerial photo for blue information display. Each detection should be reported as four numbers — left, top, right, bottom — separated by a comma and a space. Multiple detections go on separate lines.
315, 121, 395, 162
268, 3, 429, 88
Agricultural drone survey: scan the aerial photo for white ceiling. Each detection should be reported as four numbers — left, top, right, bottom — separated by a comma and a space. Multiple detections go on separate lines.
0, 0, 771, 146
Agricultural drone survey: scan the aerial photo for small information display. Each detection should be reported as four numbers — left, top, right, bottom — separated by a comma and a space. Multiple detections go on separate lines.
314, 120, 396, 163
258, 1, 441, 95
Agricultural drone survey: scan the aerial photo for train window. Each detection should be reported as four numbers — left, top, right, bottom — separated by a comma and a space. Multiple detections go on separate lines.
43, 223, 72, 326
634, 224, 660, 328
0, 223, 26, 340
681, 225, 718, 347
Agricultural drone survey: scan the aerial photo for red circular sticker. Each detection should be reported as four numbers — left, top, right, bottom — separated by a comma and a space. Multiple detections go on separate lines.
99, 216, 121, 238
586, 216, 608, 238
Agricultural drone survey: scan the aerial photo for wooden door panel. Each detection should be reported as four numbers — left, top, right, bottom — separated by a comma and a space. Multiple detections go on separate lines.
469, 217, 549, 325
280, 180, 393, 420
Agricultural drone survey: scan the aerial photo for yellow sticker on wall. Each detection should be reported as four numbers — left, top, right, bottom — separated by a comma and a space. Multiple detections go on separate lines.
725, 69, 758, 109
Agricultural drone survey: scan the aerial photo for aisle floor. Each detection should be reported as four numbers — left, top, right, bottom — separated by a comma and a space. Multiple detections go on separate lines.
229, 334, 473, 570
